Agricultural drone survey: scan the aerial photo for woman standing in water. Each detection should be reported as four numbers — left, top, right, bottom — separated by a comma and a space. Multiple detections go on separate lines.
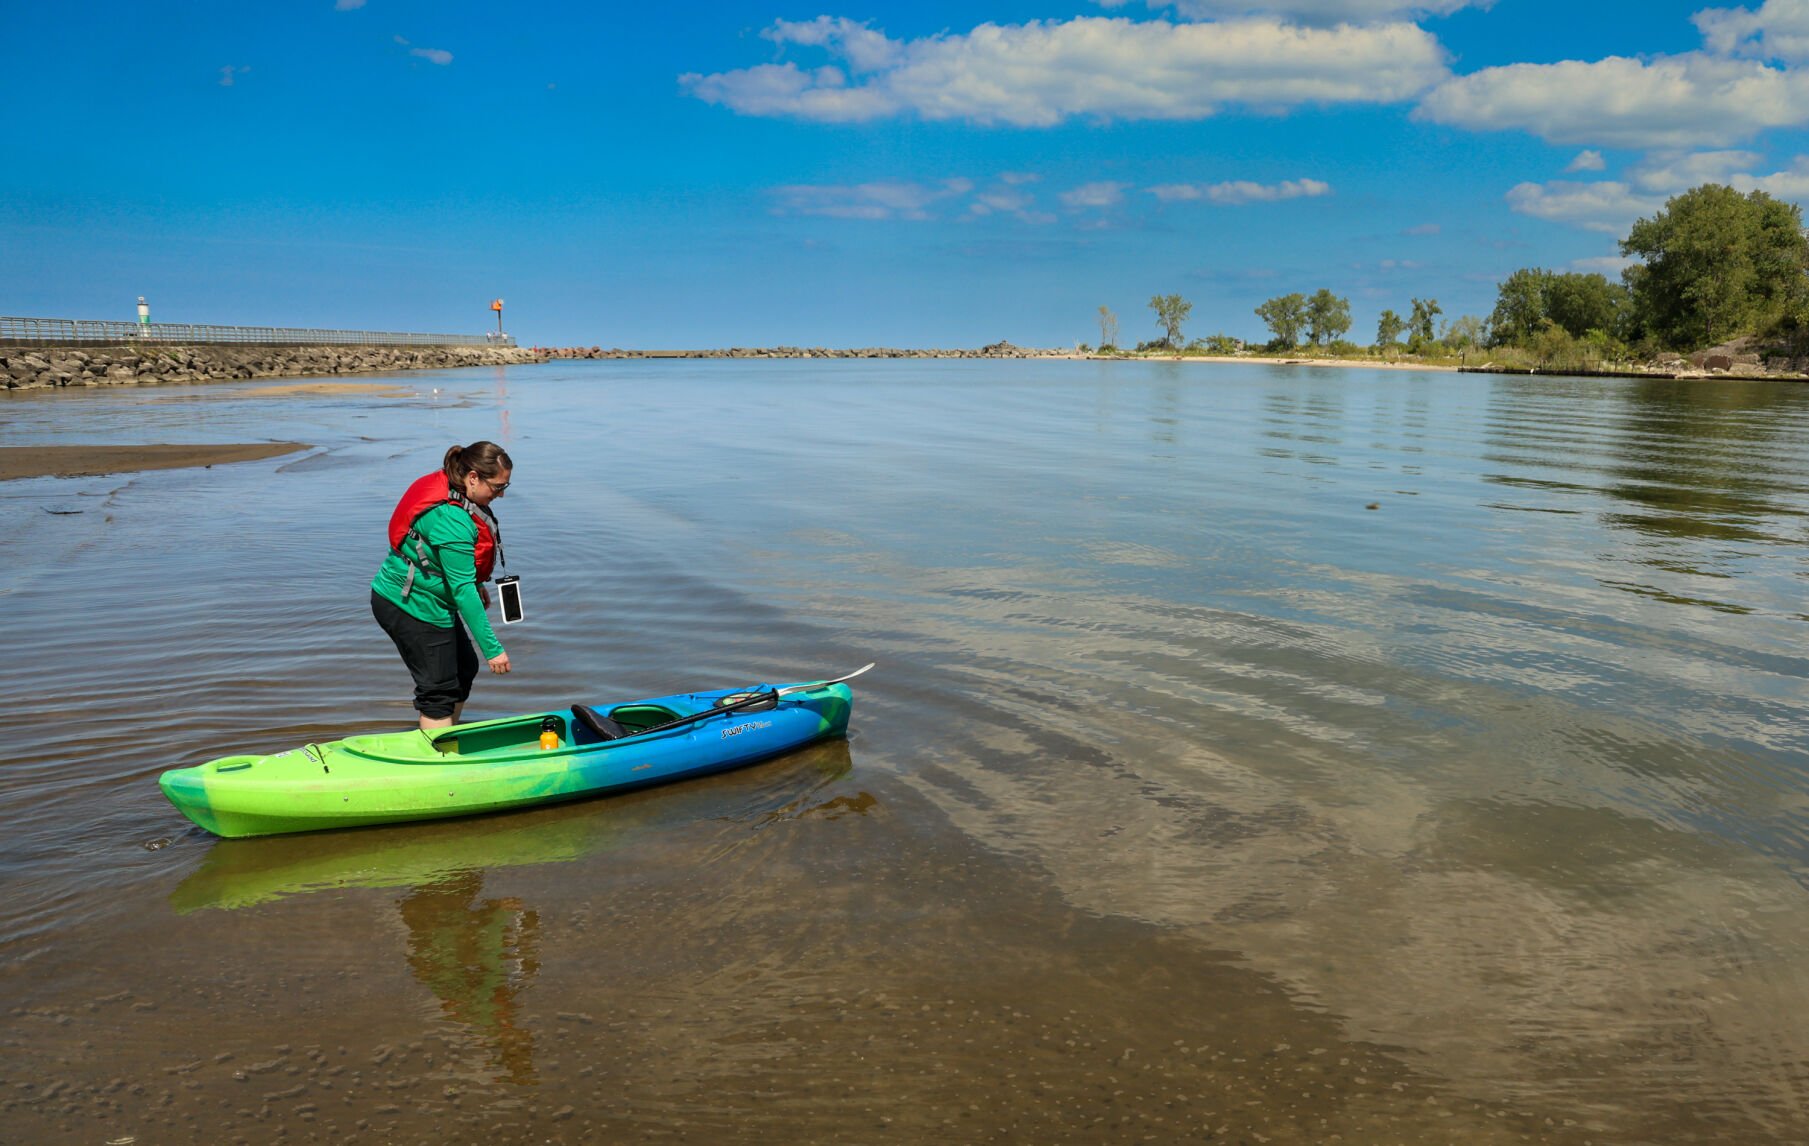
371, 441, 514, 730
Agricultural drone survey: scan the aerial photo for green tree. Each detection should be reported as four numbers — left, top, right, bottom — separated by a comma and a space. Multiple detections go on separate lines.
1441, 314, 1486, 350
1408, 297, 1442, 351
1544, 273, 1628, 340
1255, 292, 1308, 350
1528, 321, 1581, 371
1375, 309, 1406, 357
1621, 183, 1809, 349
1306, 289, 1352, 348
1581, 327, 1630, 365
1149, 294, 1192, 349
1487, 269, 1548, 346
1097, 305, 1119, 351
1488, 270, 1629, 346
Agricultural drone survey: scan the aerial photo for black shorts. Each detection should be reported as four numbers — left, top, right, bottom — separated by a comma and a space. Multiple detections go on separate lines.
371, 589, 478, 718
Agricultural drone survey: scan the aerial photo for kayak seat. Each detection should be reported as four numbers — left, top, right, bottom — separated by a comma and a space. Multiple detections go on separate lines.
571, 704, 630, 745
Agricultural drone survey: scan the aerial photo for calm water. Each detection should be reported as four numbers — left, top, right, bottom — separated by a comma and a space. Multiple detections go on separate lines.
6, 359, 1809, 1142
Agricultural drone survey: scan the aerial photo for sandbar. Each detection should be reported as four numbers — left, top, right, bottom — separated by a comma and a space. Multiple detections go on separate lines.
216, 381, 418, 398
0, 442, 308, 481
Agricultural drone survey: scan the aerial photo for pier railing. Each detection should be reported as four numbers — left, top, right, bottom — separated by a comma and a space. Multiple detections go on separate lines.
0, 315, 512, 348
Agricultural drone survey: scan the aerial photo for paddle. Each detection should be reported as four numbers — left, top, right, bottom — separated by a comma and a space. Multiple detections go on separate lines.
618, 663, 876, 739
777, 662, 875, 696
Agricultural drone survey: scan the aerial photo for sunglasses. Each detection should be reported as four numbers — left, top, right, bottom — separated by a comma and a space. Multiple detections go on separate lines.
484, 476, 511, 493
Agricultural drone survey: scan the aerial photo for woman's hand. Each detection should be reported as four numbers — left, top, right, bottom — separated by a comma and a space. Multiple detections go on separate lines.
479, 584, 492, 609
488, 652, 512, 674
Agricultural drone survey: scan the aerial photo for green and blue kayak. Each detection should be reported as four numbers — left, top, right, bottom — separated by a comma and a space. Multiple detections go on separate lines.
159, 669, 864, 839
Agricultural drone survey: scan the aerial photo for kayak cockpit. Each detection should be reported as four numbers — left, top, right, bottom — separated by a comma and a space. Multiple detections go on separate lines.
332, 702, 689, 764
572, 703, 685, 745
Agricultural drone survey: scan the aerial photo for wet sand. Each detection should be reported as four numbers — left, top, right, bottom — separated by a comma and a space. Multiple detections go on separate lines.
186, 381, 418, 399
0, 443, 308, 482
2, 758, 1600, 1146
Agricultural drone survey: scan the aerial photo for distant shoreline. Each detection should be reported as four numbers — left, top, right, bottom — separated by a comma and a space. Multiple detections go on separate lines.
4, 342, 1793, 390
1155, 352, 1461, 373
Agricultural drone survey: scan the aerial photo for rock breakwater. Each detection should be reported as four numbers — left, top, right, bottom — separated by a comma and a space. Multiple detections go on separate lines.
1, 339, 1074, 390
1, 344, 541, 390
534, 340, 1070, 361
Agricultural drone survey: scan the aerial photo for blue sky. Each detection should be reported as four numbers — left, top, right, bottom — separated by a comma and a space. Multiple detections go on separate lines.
5, 1, 1809, 348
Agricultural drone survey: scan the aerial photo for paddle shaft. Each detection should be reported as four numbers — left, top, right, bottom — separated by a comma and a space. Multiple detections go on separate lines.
632, 687, 781, 738
633, 664, 875, 738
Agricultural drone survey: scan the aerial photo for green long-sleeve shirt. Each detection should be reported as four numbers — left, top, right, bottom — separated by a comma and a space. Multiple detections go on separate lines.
372, 503, 505, 659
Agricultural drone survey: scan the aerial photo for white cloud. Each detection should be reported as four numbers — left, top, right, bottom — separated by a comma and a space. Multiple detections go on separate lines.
770, 179, 974, 220
1504, 180, 1658, 234
1148, 177, 1332, 203
1571, 253, 1638, 274
682, 16, 1449, 126
392, 35, 452, 66
1148, 184, 1199, 201
334, 0, 366, 10
1629, 149, 1763, 192
1417, 54, 1809, 149
218, 65, 248, 87
1160, 0, 1487, 24
1061, 181, 1131, 208
967, 185, 1058, 224
1695, 4, 1767, 55
971, 190, 1032, 213
1695, 0, 1809, 62
678, 63, 894, 123
1510, 155, 1809, 235
765, 17, 904, 72
1730, 154, 1809, 198
1565, 149, 1605, 172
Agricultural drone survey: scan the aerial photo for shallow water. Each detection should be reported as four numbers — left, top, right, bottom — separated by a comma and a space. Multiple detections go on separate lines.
6, 359, 1809, 1142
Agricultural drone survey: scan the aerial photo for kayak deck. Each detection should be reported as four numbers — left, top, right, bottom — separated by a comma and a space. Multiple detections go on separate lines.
160, 681, 853, 839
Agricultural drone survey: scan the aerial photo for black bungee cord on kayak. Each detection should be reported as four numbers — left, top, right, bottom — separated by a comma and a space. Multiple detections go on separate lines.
567, 664, 872, 744
572, 686, 781, 743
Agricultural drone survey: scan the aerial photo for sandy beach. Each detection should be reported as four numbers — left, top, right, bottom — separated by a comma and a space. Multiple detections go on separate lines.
0, 442, 307, 482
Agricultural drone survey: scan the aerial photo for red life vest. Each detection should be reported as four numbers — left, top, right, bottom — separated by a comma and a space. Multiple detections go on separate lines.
387, 471, 503, 595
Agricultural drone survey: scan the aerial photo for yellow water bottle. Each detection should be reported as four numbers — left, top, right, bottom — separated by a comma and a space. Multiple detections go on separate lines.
539, 717, 559, 751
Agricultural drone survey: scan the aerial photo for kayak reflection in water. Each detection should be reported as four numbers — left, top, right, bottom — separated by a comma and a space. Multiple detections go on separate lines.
371, 441, 516, 733
398, 870, 541, 1085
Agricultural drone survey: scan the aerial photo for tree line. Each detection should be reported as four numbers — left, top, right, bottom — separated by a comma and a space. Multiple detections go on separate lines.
1092, 183, 1809, 367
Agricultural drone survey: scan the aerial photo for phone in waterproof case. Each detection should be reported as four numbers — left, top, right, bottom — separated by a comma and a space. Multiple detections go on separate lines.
495, 576, 524, 624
